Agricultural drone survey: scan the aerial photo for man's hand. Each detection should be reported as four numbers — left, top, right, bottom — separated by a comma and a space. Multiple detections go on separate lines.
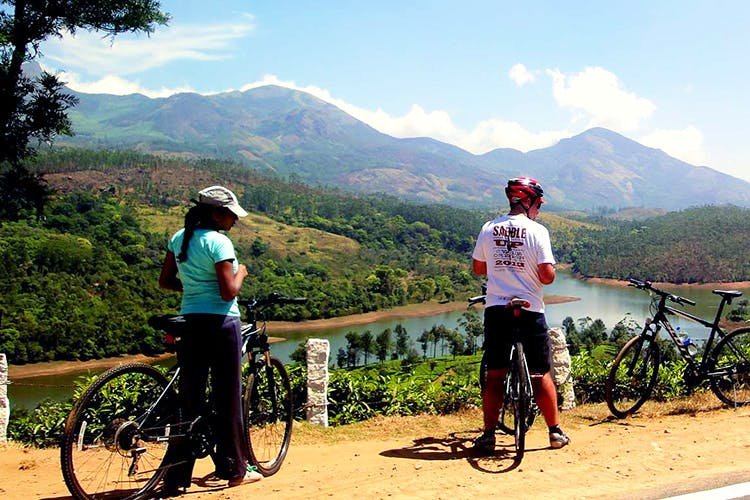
538, 263, 555, 284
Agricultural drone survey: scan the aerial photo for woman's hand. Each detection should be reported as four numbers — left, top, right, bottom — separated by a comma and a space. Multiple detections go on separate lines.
237, 263, 248, 280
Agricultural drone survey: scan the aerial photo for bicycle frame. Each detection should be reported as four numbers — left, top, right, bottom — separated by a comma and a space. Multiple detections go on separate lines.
640, 289, 735, 380
606, 279, 750, 418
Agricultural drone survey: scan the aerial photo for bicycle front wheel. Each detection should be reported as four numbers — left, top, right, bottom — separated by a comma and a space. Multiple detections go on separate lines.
512, 342, 528, 461
60, 363, 179, 500
243, 356, 293, 476
709, 327, 750, 406
605, 335, 660, 418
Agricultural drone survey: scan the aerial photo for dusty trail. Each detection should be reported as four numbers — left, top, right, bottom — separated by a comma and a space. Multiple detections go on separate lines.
2, 402, 749, 499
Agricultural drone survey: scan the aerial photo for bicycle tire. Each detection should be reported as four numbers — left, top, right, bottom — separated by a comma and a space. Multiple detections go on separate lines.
60, 363, 179, 500
243, 356, 293, 476
708, 327, 750, 407
513, 342, 528, 461
605, 335, 660, 418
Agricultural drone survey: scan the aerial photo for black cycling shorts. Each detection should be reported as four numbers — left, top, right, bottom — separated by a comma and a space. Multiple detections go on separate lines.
483, 305, 551, 374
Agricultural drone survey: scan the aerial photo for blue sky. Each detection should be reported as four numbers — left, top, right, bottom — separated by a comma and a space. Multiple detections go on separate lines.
38, 1, 750, 182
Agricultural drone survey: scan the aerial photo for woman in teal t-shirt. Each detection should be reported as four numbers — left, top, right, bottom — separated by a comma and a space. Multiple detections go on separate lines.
158, 186, 260, 496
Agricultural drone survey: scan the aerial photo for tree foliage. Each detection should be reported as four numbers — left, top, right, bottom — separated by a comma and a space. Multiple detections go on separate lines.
569, 206, 750, 283
0, 0, 168, 218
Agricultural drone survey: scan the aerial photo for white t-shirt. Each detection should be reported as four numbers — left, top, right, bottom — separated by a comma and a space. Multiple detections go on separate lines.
472, 214, 555, 312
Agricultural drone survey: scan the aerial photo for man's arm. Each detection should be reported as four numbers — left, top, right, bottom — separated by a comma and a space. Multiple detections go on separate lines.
538, 263, 555, 285
472, 258, 487, 277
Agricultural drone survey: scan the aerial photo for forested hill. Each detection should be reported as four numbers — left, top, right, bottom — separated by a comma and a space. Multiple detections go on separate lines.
57, 82, 750, 211
572, 206, 750, 283
3, 149, 748, 365
1, 149, 498, 364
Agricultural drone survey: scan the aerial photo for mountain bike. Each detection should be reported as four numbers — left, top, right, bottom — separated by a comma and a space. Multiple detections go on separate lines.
472, 294, 538, 462
605, 278, 750, 418
60, 293, 306, 499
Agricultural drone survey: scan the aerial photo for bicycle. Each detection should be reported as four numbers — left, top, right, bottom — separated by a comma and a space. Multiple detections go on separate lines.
471, 294, 538, 462
605, 278, 750, 418
60, 292, 306, 500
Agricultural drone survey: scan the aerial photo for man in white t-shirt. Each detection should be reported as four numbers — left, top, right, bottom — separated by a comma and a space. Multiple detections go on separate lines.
471, 177, 570, 453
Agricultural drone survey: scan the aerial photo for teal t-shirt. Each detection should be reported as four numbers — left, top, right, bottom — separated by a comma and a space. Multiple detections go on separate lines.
168, 228, 240, 317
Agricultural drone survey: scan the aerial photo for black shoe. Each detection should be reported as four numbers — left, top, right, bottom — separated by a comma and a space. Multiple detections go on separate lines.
472, 430, 496, 455
158, 485, 185, 498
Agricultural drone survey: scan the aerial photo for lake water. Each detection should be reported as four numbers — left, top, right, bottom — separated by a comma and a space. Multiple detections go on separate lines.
8, 271, 748, 409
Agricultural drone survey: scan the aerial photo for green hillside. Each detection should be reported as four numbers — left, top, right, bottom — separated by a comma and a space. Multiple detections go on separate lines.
571, 206, 750, 283
1, 150, 491, 363
4, 148, 747, 365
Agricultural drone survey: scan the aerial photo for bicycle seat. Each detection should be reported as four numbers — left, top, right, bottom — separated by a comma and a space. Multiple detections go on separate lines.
506, 297, 531, 309
712, 289, 742, 298
148, 314, 187, 333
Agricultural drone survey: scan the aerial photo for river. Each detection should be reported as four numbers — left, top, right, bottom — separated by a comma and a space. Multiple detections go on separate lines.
7, 271, 749, 409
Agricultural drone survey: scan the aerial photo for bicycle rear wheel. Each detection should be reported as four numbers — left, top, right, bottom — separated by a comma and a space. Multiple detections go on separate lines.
605, 335, 660, 418
60, 363, 179, 500
709, 327, 750, 406
243, 356, 293, 476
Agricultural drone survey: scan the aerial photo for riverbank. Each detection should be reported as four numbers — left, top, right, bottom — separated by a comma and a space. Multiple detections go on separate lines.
267, 294, 578, 333
8, 295, 578, 380
582, 276, 750, 289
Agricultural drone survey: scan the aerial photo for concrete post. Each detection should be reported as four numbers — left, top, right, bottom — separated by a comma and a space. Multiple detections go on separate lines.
305, 339, 329, 427
0, 353, 9, 442
548, 327, 576, 410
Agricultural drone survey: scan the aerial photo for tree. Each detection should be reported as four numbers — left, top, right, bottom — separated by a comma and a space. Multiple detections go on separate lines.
290, 341, 307, 366
360, 329, 374, 365
394, 324, 410, 359
457, 309, 483, 355
0, 1, 169, 219
375, 328, 392, 363
447, 330, 465, 357
344, 331, 361, 367
336, 347, 347, 369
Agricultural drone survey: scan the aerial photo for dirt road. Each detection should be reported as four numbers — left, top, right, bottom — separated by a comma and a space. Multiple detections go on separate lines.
1, 400, 749, 499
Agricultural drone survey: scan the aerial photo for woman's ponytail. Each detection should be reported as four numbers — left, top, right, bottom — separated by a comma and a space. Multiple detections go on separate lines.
177, 204, 211, 262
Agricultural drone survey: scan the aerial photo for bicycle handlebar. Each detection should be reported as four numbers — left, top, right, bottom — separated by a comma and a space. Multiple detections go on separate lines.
467, 295, 531, 309
468, 295, 486, 306
628, 278, 696, 306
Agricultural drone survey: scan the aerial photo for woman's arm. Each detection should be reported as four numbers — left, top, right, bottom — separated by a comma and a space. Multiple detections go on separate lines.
158, 251, 183, 292
215, 260, 248, 301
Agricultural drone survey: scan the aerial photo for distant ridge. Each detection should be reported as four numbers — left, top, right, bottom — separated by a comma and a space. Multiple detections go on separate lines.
55, 83, 750, 211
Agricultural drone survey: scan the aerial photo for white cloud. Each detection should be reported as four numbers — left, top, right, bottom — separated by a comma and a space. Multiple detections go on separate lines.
509, 63, 535, 87
41, 17, 256, 76
239, 75, 565, 154
53, 68, 194, 98
57, 70, 567, 154
49, 59, 698, 165
639, 126, 707, 166
546, 66, 656, 131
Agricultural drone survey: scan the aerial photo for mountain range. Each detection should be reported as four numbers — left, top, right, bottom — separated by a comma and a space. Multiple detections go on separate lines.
57, 82, 750, 211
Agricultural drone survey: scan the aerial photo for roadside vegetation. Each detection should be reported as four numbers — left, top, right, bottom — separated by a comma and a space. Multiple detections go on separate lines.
3, 148, 750, 446
9, 312, 735, 447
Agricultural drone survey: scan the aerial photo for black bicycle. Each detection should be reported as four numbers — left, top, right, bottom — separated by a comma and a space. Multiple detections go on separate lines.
472, 295, 538, 462
605, 278, 750, 418
60, 293, 306, 499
